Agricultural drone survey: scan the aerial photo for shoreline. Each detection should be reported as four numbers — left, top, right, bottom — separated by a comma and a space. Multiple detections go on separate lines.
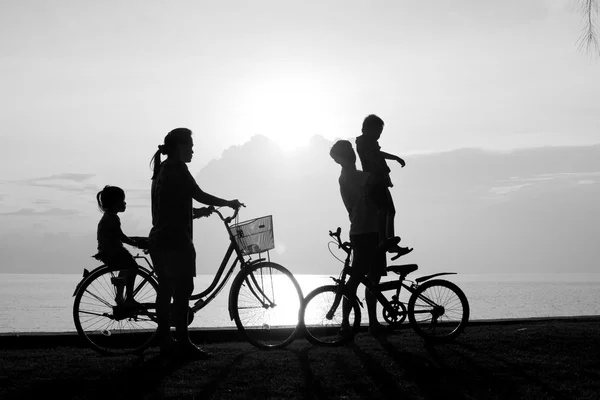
2, 314, 598, 348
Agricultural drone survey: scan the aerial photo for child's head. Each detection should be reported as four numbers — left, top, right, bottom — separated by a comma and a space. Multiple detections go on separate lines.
361, 114, 384, 139
150, 128, 194, 179
96, 185, 126, 213
330, 140, 356, 167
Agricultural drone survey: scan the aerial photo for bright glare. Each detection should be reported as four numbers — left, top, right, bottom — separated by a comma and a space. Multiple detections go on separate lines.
231, 71, 339, 151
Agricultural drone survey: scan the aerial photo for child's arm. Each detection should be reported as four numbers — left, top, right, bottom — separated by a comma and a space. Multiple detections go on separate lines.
119, 230, 139, 247
115, 219, 139, 247
380, 151, 405, 167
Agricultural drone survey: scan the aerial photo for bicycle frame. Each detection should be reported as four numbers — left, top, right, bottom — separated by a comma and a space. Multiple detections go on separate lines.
76, 207, 275, 321
326, 228, 457, 320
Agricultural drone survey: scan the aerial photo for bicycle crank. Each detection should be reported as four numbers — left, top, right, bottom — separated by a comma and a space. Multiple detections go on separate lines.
382, 300, 407, 329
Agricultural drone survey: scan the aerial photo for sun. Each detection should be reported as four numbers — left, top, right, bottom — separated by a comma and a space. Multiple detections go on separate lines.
230, 70, 339, 151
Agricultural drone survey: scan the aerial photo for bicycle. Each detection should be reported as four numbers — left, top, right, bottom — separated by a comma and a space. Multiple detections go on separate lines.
72, 207, 304, 355
300, 227, 469, 346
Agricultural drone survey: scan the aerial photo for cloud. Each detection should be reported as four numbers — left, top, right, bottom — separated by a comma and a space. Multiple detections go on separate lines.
489, 183, 533, 195
0, 208, 80, 216
11, 173, 98, 193
33, 173, 95, 182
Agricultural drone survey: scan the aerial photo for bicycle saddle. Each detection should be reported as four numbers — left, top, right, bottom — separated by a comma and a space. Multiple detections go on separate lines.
386, 264, 418, 276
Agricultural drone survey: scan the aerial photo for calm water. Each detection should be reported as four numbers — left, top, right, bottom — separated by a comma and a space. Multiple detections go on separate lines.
1, 273, 600, 333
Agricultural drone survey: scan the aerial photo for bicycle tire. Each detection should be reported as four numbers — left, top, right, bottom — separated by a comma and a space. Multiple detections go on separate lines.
73, 265, 159, 355
230, 262, 303, 350
407, 279, 469, 343
301, 285, 361, 346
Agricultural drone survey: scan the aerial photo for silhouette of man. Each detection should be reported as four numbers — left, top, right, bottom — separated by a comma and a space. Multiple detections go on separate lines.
330, 139, 388, 335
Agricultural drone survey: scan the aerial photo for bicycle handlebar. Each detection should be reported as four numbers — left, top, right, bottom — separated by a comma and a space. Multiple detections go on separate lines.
329, 227, 351, 254
211, 205, 243, 225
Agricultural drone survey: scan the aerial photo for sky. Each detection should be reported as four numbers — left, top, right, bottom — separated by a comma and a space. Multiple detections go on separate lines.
0, 1, 599, 273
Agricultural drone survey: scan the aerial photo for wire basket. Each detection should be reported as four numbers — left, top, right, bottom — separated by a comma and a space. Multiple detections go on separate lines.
229, 215, 274, 256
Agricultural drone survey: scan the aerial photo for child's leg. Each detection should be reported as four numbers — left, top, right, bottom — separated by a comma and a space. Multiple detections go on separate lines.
383, 188, 412, 257
124, 257, 138, 301
114, 251, 138, 303
385, 188, 396, 240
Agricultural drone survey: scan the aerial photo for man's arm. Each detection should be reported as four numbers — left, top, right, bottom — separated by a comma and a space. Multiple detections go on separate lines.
380, 151, 405, 167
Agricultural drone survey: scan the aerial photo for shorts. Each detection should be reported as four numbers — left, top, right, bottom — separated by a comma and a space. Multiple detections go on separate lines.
369, 184, 395, 214
350, 232, 387, 278
96, 247, 138, 269
150, 245, 197, 279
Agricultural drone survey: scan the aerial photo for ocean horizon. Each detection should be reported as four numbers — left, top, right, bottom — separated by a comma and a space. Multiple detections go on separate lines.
2, 273, 600, 334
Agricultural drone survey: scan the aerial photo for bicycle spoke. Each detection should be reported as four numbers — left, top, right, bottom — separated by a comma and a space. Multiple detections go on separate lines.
74, 266, 159, 355
232, 262, 302, 349
408, 279, 469, 342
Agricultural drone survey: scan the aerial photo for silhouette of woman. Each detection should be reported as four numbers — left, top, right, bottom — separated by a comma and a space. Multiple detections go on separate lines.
149, 127, 243, 359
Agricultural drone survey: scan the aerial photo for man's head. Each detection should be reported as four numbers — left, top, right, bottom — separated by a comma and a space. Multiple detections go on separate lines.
361, 114, 384, 139
330, 140, 356, 167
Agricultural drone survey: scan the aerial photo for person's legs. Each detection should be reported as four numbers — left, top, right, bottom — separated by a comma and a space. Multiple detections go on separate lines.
172, 276, 193, 345
341, 275, 360, 328
366, 248, 388, 335
385, 188, 396, 240
110, 250, 138, 304
151, 251, 176, 353
122, 253, 139, 303
383, 188, 413, 257
343, 234, 375, 329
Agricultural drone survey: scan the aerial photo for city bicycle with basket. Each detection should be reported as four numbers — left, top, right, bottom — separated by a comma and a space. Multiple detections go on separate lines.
72, 207, 303, 355
301, 227, 469, 345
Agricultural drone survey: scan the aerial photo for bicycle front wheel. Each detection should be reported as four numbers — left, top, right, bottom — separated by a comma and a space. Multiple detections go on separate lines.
73, 266, 159, 355
230, 262, 303, 349
407, 279, 469, 343
301, 285, 361, 346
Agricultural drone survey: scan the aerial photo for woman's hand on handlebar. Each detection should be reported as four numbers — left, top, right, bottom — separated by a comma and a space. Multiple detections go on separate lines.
228, 199, 244, 210
193, 206, 215, 219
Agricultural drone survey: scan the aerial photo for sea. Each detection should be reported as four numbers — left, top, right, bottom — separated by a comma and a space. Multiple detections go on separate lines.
1, 273, 600, 333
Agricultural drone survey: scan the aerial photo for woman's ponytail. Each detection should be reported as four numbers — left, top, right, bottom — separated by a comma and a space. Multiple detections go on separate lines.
150, 145, 166, 180
96, 190, 104, 211
150, 128, 192, 179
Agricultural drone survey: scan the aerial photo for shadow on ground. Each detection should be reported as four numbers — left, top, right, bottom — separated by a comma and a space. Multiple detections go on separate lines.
2, 321, 599, 399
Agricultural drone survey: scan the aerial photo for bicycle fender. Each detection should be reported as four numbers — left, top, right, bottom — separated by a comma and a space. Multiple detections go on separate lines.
415, 272, 457, 284
247, 258, 266, 267
72, 267, 96, 297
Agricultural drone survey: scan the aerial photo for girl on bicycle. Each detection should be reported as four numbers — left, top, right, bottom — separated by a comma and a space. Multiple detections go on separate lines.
149, 127, 243, 360
95, 185, 144, 306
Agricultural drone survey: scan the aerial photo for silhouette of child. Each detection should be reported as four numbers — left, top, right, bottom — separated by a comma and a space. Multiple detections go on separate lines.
355, 114, 412, 258
330, 140, 388, 335
95, 185, 143, 306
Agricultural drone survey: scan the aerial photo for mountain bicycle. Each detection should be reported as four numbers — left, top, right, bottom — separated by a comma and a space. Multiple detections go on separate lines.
300, 227, 469, 345
72, 207, 303, 355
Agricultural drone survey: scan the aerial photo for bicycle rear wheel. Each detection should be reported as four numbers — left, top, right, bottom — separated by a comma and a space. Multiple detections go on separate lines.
230, 262, 303, 349
407, 279, 469, 343
301, 285, 361, 346
73, 266, 159, 355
